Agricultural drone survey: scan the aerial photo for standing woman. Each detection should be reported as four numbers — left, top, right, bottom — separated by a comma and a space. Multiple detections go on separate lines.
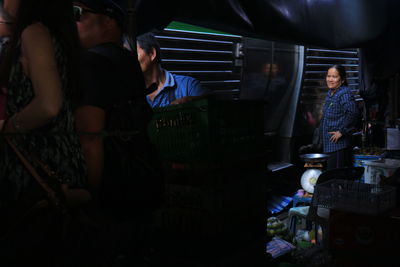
0, 0, 89, 265
321, 64, 359, 170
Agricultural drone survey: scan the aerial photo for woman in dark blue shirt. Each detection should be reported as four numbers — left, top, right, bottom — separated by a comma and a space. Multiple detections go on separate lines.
321, 64, 359, 169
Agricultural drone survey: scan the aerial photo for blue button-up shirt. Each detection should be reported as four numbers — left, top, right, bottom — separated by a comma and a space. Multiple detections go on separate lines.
146, 70, 210, 108
321, 86, 358, 153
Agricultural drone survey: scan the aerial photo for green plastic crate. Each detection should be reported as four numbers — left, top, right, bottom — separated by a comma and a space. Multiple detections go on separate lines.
147, 98, 265, 162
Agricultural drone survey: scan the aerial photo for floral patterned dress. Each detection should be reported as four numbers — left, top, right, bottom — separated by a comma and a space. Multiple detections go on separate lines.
0, 33, 87, 203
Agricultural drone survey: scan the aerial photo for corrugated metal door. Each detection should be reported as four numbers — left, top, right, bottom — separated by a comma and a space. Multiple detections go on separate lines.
154, 29, 243, 100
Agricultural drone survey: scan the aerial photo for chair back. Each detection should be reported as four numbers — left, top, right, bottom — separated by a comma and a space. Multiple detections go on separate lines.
316, 166, 364, 185
308, 167, 364, 220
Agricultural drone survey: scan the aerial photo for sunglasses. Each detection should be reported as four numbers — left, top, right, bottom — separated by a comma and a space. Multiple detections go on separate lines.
73, 5, 101, 21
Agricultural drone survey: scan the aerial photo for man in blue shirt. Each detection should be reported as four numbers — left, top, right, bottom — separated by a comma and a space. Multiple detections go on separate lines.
136, 32, 210, 108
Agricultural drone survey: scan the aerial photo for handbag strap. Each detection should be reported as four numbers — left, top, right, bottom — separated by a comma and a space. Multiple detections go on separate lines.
4, 136, 61, 208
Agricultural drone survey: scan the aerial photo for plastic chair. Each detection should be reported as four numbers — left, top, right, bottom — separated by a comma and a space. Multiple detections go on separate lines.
288, 167, 364, 247
292, 194, 312, 207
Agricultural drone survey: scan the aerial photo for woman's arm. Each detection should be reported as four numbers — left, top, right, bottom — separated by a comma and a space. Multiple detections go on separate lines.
4, 23, 62, 132
74, 105, 105, 198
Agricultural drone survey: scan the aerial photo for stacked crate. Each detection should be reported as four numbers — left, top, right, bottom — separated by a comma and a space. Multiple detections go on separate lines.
147, 99, 268, 265
151, 160, 267, 265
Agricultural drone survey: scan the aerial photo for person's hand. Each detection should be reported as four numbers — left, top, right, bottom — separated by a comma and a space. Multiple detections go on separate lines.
61, 184, 92, 208
170, 96, 195, 105
328, 131, 342, 143
170, 94, 209, 105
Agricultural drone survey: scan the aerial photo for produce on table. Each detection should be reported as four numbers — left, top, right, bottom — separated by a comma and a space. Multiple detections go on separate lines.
267, 216, 292, 242
353, 146, 383, 156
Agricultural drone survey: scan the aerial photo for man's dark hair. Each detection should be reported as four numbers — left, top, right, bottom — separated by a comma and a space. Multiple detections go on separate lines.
329, 64, 348, 86
136, 31, 162, 64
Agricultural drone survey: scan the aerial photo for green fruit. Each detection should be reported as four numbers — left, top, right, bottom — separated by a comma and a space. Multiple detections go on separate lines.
271, 222, 279, 229
267, 229, 272, 236
281, 228, 288, 234
269, 229, 276, 235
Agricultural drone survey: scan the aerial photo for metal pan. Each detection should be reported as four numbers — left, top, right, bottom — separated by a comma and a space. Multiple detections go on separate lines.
300, 153, 330, 163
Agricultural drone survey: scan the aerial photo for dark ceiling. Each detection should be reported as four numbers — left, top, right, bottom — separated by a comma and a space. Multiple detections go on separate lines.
134, 0, 400, 80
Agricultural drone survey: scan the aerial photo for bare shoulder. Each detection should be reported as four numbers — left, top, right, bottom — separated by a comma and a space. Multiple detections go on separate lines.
21, 22, 51, 42
20, 22, 54, 58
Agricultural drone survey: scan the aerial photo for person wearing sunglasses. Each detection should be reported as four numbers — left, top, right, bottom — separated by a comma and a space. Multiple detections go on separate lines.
73, 0, 164, 265
0, 0, 91, 266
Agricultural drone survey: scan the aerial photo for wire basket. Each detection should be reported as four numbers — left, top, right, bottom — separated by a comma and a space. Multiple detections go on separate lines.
313, 179, 396, 215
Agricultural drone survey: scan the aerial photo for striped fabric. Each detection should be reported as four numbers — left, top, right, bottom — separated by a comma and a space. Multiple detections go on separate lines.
321, 86, 358, 153
267, 195, 293, 214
